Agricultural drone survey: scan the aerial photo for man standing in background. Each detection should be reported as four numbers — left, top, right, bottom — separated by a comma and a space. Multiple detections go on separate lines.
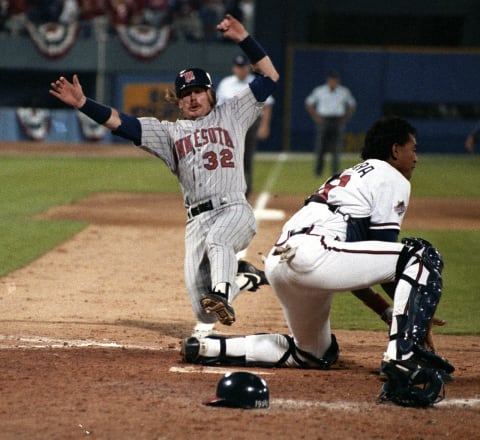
217, 54, 274, 199
305, 70, 356, 177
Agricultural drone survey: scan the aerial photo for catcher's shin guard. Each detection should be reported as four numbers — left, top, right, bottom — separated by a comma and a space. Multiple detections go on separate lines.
393, 238, 443, 356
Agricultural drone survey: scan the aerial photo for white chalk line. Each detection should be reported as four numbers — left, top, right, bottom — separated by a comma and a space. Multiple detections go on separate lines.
0, 335, 164, 351
273, 397, 480, 410
436, 397, 480, 408
238, 153, 288, 259
254, 151, 288, 215
169, 366, 273, 376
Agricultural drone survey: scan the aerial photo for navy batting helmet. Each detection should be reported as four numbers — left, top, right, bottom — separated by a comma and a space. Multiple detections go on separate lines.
204, 372, 269, 409
175, 68, 213, 97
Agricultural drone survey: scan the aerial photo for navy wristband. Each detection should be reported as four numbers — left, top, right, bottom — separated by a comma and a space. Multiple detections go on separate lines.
79, 98, 112, 124
238, 35, 267, 64
113, 113, 142, 145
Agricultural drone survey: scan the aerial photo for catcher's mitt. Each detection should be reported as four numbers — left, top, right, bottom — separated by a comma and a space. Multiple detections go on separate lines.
378, 362, 445, 408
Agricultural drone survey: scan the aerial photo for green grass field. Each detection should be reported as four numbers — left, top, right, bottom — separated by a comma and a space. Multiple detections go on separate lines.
1, 153, 479, 334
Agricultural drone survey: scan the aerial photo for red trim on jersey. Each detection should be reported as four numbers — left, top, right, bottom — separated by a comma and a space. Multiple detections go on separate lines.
319, 236, 401, 256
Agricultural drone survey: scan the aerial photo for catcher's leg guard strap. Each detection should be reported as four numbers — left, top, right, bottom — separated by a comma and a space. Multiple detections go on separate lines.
245, 334, 338, 369
290, 334, 339, 369
197, 336, 247, 366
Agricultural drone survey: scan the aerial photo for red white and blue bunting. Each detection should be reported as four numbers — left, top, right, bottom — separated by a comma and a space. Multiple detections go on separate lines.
24, 19, 79, 59
77, 111, 108, 141
24, 18, 171, 60
16, 107, 51, 141
114, 23, 171, 60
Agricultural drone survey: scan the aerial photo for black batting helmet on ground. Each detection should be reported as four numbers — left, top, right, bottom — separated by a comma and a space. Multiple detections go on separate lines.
175, 68, 213, 97
204, 372, 269, 409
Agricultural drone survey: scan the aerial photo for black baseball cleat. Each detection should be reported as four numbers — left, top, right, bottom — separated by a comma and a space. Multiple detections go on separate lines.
181, 337, 201, 363
381, 345, 455, 382
200, 292, 235, 326
237, 260, 269, 292
181, 336, 220, 365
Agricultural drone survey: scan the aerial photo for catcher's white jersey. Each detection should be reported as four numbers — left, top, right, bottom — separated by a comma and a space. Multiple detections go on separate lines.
278, 159, 411, 243
138, 87, 263, 207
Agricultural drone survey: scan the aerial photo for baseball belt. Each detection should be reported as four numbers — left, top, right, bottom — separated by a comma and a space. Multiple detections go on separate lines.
188, 200, 214, 217
187, 192, 247, 218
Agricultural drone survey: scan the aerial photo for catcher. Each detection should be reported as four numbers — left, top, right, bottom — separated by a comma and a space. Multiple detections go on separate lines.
181, 116, 455, 407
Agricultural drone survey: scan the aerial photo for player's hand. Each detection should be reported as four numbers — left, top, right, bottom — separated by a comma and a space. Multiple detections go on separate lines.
49, 74, 87, 109
424, 316, 447, 352
217, 14, 248, 43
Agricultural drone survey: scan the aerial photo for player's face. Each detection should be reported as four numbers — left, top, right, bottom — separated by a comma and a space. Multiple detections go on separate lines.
177, 87, 213, 119
391, 134, 418, 181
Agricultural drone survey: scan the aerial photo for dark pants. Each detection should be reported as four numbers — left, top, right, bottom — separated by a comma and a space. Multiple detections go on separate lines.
314, 117, 345, 177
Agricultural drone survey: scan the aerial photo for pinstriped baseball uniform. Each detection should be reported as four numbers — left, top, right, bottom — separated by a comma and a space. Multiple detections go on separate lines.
138, 87, 264, 323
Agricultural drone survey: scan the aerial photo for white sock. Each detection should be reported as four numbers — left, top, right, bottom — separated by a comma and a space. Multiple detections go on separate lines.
192, 322, 215, 337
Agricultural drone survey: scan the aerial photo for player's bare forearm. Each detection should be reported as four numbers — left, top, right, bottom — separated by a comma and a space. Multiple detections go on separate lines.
352, 288, 392, 324
257, 105, 272, 140
253, 56, 280, 83
217, 14, 280, 83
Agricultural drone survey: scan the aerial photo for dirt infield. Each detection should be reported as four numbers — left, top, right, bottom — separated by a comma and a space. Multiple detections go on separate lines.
1, 145, 479, 439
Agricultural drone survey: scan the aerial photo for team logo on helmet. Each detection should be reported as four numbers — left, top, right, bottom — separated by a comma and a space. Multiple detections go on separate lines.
183, 70, 196, 84
175, 68, 213, 96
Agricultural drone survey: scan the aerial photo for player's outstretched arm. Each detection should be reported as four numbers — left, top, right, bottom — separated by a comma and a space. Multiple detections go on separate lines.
217, 14, 279, 83
49, 74, 122, 130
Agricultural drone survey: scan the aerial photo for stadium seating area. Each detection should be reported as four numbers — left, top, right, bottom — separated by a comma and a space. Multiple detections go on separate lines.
0, 0, 255, 43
